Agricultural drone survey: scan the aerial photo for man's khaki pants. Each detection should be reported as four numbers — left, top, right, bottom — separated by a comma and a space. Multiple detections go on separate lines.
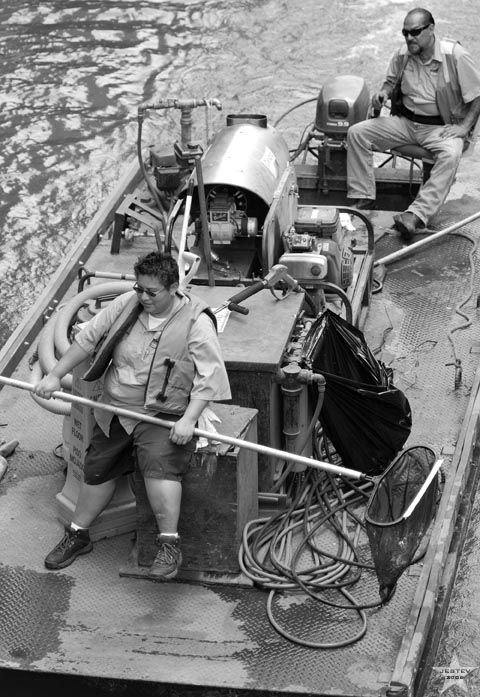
347, 115, 464, 225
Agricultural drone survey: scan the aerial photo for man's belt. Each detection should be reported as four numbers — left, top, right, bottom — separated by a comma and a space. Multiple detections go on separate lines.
399, 104, 444, 125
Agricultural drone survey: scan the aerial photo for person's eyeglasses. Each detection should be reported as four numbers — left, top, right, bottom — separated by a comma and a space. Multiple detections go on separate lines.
402, 24, 431, 38
133, 283, 166, 298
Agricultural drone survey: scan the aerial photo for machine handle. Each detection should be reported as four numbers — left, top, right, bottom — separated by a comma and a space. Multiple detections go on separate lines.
227, 264, 292, 304
225, 280, 266, 304
226, 302, 249, 315
213, 265, 297, 316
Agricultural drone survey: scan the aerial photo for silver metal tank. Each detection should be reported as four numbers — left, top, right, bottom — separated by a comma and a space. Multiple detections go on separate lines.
198, 115, 291, 206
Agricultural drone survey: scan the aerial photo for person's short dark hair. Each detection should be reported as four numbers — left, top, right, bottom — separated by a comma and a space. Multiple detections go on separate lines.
407, 8, 435, 26
134, 251, 179, 289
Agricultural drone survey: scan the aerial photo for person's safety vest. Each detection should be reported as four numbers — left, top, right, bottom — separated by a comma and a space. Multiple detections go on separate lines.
393, 38, 475, 129
83, 291, 216, 414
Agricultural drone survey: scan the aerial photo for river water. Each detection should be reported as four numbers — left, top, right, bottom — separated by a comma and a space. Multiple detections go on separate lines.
3, 0, 477, 346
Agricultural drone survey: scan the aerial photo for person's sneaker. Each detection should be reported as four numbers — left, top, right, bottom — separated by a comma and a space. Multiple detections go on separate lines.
44, 525, 93, 570
149, 534, 182, 580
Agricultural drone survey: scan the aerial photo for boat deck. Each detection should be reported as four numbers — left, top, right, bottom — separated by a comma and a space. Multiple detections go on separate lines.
2, 211, 480, 697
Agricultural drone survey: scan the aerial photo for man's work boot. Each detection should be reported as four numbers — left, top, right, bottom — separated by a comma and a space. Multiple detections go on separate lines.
347, 198, 376, 210
393, 211, 423, 242
149, 534, 182, 581
44, 525, 93, 570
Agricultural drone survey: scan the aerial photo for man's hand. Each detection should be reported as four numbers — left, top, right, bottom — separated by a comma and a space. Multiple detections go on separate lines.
371, 90, 390, 112
440, 123, 469, 140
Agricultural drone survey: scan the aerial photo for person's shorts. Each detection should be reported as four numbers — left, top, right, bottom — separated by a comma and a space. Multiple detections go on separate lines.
84, 414, 195, 485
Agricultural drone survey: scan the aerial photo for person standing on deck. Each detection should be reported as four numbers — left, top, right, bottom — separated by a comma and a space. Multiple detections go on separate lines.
346, 7, 480, 241
33, 251, 231, 580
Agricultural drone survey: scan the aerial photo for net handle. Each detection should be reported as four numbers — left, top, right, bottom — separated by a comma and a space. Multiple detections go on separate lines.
402, 458, 443, 519
0, 375, 367, 481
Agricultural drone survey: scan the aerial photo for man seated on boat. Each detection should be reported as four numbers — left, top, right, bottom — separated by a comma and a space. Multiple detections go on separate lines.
33, 251, 231, 580
346, 7, 480, 241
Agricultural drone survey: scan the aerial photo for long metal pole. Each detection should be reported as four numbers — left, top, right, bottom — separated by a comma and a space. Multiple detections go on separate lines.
0, 375, 367, 481
375, 209, 480, 266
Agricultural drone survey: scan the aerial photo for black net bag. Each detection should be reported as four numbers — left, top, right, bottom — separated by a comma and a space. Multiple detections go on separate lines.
302, 310, 412, 474
316, 372, 412, 474
302, 309, 388, 386
365, 446, 441, 602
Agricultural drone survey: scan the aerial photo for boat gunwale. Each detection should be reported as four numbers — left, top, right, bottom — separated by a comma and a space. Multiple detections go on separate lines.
0, 157, 142, 380
386, 360, 480, 696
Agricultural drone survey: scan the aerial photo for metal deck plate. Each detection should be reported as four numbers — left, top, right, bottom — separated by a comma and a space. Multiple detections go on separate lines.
365, 225, 480, 450
0, 438, 429, 694
1, 224, 479, 695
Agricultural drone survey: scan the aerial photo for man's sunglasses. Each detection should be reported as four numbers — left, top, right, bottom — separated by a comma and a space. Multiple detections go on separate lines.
402, 24, 431, 38
133, 283, 166, 298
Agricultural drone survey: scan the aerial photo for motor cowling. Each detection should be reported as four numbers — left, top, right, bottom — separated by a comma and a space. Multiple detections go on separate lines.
200, 115, 290, 205
315, 75, 370, 137
190, 115, 293, 245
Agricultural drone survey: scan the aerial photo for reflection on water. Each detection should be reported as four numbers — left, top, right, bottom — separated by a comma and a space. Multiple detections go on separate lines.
0, 0, 475, 343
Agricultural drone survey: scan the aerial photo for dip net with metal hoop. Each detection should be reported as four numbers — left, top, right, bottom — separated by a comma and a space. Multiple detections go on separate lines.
365, 444, 440, 602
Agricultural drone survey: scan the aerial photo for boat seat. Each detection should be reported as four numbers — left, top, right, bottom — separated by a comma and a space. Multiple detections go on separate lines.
388, 138, 472, 184
388, 144, 434, 184
375, 143, 434, 187
391, 144, 434, 163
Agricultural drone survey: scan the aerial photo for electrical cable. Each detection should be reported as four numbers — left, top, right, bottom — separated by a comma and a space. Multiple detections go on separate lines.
136, 110, 168, 246
445, 229, 479, 389
288, 124, 315, 163
239, 433, 387, 649
273, 97, 317, 128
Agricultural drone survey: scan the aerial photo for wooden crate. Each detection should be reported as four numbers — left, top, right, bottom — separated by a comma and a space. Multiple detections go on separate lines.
131, 404, 258, 580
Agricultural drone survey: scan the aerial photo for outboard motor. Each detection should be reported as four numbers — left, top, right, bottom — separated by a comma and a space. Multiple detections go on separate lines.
315, 75, 370, 136
312, 75, 370, 196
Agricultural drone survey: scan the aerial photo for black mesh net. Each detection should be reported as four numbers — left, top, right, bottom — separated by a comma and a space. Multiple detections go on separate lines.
365, 445, 439, 602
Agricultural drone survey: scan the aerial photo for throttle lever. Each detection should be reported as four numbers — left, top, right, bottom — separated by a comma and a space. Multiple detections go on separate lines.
213, 265, 299, 317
